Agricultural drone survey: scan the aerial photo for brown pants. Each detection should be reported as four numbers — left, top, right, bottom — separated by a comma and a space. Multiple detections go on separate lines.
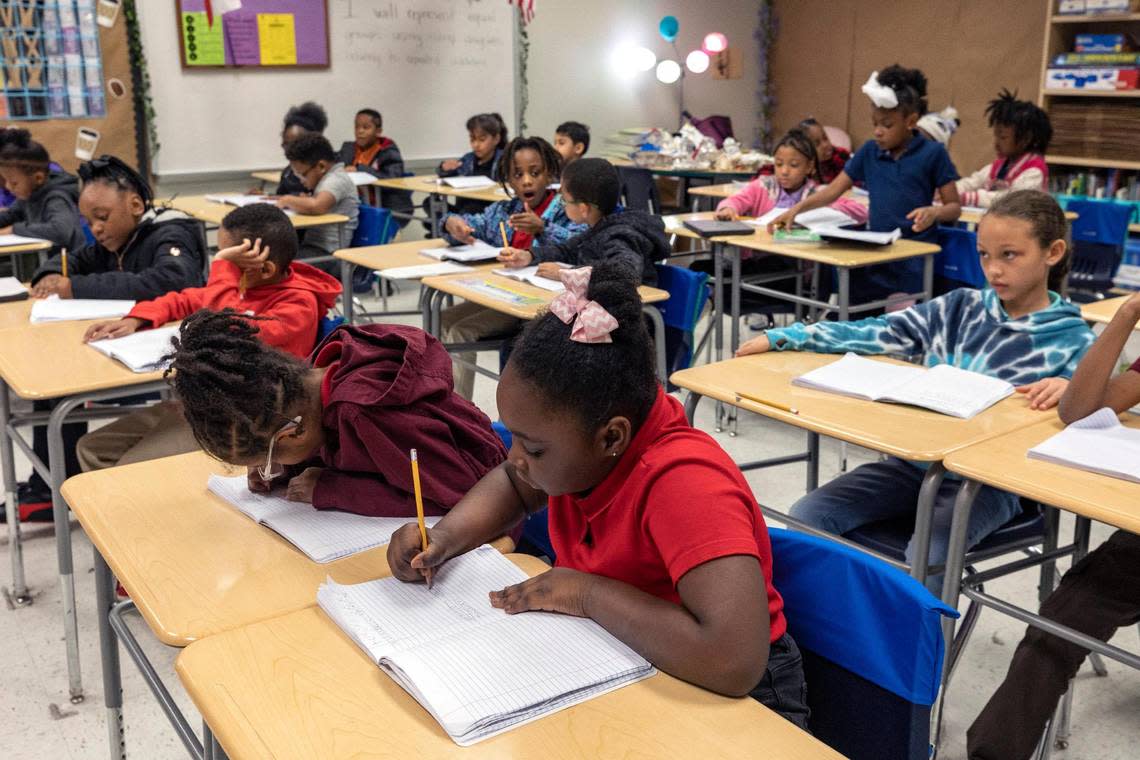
967, 530, 1140, 760
76, 401, 200, 472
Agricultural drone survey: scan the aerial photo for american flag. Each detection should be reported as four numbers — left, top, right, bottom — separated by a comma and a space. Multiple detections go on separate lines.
509, 0, 535, 24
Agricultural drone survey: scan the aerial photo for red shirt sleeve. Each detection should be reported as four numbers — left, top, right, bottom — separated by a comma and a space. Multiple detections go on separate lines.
250, 290, 320, 357
127, 284, 208, 326
1131, 356, 1140, 373
641, 461, 764, 586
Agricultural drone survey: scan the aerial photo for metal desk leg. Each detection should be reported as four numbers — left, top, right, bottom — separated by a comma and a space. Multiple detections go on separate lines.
340, 260, 354, 324
838, 267, 851, 321
806, 432, 820, 492
922, 254, 934, 303
712, 242, 724, 361
643, 306, 667, 381
429, 193, 445, 238
683, 392, 703, 425
47, 397, 85, 702
730, 246, 741, 355
1, 381, 29, 604
939, 478, 984, 680
95, 549, 125, 760
911, 462, 947, 585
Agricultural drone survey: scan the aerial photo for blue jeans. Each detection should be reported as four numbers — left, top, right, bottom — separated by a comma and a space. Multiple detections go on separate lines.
789, 457, 1021, 595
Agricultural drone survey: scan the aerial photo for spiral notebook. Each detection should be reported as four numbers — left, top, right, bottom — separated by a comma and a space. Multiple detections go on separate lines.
317, 546, 656, 745
1027, 408, 1140, 483
207, 474, 439, 563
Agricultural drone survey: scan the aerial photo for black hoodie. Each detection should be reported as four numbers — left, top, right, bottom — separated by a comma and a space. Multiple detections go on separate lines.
31, 207, 205, 300
0, 171, 87, 256
534, 209, 669, 286
337, 139, 414, 222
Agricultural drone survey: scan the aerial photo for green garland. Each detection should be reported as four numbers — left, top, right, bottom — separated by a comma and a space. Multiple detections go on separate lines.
122, 0, 159, 170
517, 12, 530, 134
754, 0, 777, 151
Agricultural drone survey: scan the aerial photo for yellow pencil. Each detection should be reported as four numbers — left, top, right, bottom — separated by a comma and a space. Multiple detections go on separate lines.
735, 390, 799, 415
61, 248, 68, 279
411, 448, 428, 551
499, 220, 509, 248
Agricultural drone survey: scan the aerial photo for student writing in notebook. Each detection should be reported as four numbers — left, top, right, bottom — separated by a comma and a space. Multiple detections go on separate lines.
968, 290, 1140, 760
388, 263, 809, 728
0, 129, 86, 256
435, 112, 509, 217
738, 190, 1094, 593
276, 133, 359, 277
164, 312, 506, 517
497, 157, 668, 286
441, 136, 584, 399
73, 204, 341, 471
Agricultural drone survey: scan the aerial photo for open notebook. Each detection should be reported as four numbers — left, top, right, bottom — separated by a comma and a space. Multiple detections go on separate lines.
30, 295, 135, 323
1027, 408, 1140, 483
87, 325, 180, 373
317, 545, 655, 745
751, 206, 859, 231
380, 261, 473, 280
440, 176, 497, 190
793, 353, 1014, 419
204, 194, 273, 207
491, 265, 566, 292
208, 474, 438, 563
421, 240, 500, 263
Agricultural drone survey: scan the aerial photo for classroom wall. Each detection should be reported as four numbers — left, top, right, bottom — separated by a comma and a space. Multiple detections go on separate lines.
464, 1, 762, 150
770, 0, 1047, 176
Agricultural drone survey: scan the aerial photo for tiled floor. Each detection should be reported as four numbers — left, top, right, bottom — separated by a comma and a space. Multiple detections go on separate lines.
1, 196, 1137, 758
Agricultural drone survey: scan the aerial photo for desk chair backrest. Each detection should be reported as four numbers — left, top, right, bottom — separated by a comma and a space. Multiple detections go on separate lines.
770, 528, 958, 760
616, 166, 662, 215
316, 314, 345, 347
934, 226, 985, 294
654, 263, 709, 380
1066, 200, 1132, 299
491, 422, 555, 561
351, 205, 397, 248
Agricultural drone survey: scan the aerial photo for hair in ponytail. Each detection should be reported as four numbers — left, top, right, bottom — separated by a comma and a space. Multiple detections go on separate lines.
984, 190, 1071, 294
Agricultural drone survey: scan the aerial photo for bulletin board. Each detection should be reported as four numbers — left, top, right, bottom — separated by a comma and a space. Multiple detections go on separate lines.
175, 0, 329, 68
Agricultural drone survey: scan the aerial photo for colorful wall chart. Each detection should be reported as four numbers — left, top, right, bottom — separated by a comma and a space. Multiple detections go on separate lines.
176, 0, 328, 68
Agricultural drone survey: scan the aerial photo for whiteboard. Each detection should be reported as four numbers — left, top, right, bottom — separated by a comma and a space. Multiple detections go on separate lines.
140, 0, 517, 177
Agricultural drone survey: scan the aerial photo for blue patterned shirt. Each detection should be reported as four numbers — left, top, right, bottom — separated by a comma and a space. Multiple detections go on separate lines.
441, 194, 586, 252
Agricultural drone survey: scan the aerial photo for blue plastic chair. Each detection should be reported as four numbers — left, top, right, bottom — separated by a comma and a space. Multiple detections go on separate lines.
653, 263, 710, 383
315, 314, 345, 348
934, 226, 985, 294
1066, 200, 1132, 300
491, 421, 555, 561
770, 528, 958, 760
80, 217, 96, 246
351, 204, 397, 248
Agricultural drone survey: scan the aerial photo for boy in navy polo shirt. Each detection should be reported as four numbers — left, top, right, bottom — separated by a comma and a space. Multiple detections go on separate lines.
771, 65, 960, 305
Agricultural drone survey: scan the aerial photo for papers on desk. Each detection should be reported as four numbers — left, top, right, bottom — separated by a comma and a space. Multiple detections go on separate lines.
30, 295, 135, 323
793, 353, 1014, 419
380, 261, 474, 280
346, 171, 378, 186
452, 277, 545, 305
749, 207, 859, 231
207, 474, 437, 563
317, 545, 655, 745
87, 325, 180, 373
961, 205, 987, 217
1027, 408, 1140, 483
0, 233, 50, 248
421, 240, 500, 262
491, 265, 567, 292
0, 276, 28, 303
204, 194, 273, 207
440, 175, 497, 190
816, 227, 901, 246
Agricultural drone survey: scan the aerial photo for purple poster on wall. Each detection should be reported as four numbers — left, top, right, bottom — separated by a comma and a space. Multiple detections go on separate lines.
178, 0, 329, 67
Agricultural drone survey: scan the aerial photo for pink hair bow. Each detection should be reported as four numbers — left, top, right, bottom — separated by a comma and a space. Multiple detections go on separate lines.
548, 267, 618, 344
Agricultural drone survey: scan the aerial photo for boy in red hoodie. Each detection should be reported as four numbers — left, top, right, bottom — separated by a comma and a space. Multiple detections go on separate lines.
75, 203, 341, 471
164, 311, 506, 517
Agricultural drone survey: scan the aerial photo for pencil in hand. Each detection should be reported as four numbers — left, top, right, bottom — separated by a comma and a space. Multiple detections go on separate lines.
61, 248, 68, 279
410, 448, 433, 587
499, 220, 509, 248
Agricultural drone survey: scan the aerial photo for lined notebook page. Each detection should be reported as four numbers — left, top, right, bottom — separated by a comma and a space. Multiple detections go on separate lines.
886, 363, 1013, 419
87, 325, 180, 372
207, 475, 436, 563
421, 240, 500, 262
1028, 408, 1140, 483
792, 353, 924, 400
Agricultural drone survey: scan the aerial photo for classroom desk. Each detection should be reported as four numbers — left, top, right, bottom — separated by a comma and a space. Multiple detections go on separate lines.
1079, 294, 1139, 327
0, 238, 52, 256
371, 174, 509, 237
63, 450, 512, 759
249, 170, 281, 188
176, 554, 842, 760
161, 194, 350, 230
0, 316, 168, 703
420, 271, 671, 380
670, 352, 1049, 583
0, 296, 33, 329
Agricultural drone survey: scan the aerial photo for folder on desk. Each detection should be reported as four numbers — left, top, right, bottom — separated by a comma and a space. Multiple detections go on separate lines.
317, 545, 655, 745
87, 325, 180, 373
421, 240, 500, 262
30, 295, 136, 323
682, 219, 755, 237
1028, 408, 1140, 483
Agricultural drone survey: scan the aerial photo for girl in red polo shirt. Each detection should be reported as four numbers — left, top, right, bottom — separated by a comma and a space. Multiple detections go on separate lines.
388, 263, 808, 728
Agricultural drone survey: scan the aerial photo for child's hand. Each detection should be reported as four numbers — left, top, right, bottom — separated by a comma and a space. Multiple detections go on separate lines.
83, 317, 145, 343
275, 196, 298, 211
0, 225, 11, 234
444, 216, 476, 244
246, 466, 277, 493
216, 237, 271, 271
767, 208, 797, 232
509, 205, 545, 236
1016, 377, 1070, 411
387, 523, 453, 588
489, 567, 596, 617
1119, 290, 1140, 323
906, 206, 939, 233
285, 466, 322, 503
31, 275, 70, 299
497, 246, 533, 268
535, 262, 564, 279
715, 207, 738, 221
735, 333, 771, 357
440, 159, 462, 172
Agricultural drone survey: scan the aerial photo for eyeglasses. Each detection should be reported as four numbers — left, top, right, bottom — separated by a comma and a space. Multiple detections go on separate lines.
258, 415, 302, 480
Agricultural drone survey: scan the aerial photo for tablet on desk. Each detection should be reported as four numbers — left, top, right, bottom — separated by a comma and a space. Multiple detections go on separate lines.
682, 220, 755, 237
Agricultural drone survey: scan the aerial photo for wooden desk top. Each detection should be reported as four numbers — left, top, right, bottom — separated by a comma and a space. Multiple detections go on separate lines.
63, 451, 513, 647
0, 239, 52, 256
176, 556, 841, 760
334, 239, 499, 279
1080, 295, 1139, 327
250, 170, 282, 184
686, 182, 739, 199
671, 352, 1048, 461
0, 297, 33, 329
944, 416, 1140, 535
423, 271, 668, 321
161, 195, 349, 229
0, 315, 165, 399
373, 174, 510, 203
610, 157, 758, 180
663, 211, 941, 267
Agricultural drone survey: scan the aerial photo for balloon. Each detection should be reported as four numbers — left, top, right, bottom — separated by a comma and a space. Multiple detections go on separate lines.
685, 50, 710, 74
702, 32, 728, 53
658, 15, 679, 42
656, 59, 682, 84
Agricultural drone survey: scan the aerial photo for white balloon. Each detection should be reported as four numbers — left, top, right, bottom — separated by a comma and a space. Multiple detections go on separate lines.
631, 46, 657, 72
656, 59, 682, 84
685, 50, 709, 74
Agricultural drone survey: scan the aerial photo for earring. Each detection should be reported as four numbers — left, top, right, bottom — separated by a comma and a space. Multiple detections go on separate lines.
611, 451, 618, 458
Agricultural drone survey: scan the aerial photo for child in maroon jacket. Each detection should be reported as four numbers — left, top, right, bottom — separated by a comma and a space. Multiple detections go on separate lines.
164, 311, 506, 517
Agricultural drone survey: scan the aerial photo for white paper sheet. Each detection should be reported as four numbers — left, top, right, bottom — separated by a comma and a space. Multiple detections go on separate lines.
30, 295, 136, 323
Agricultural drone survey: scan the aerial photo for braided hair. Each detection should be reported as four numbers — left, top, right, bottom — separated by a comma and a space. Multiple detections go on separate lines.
77, 155, 153, 208
466, 112, 509, 149
508, 262, 656, 433
494, 135, 563, 190
773, 127, 820, 182
985, 89, 1052, 154
0, 128, 49, 171
164, 309, 311, 463
877, 64, 929, 116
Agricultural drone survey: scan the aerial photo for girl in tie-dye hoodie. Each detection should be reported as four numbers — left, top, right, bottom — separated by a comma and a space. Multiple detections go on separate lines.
736, 190, 1095, 593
